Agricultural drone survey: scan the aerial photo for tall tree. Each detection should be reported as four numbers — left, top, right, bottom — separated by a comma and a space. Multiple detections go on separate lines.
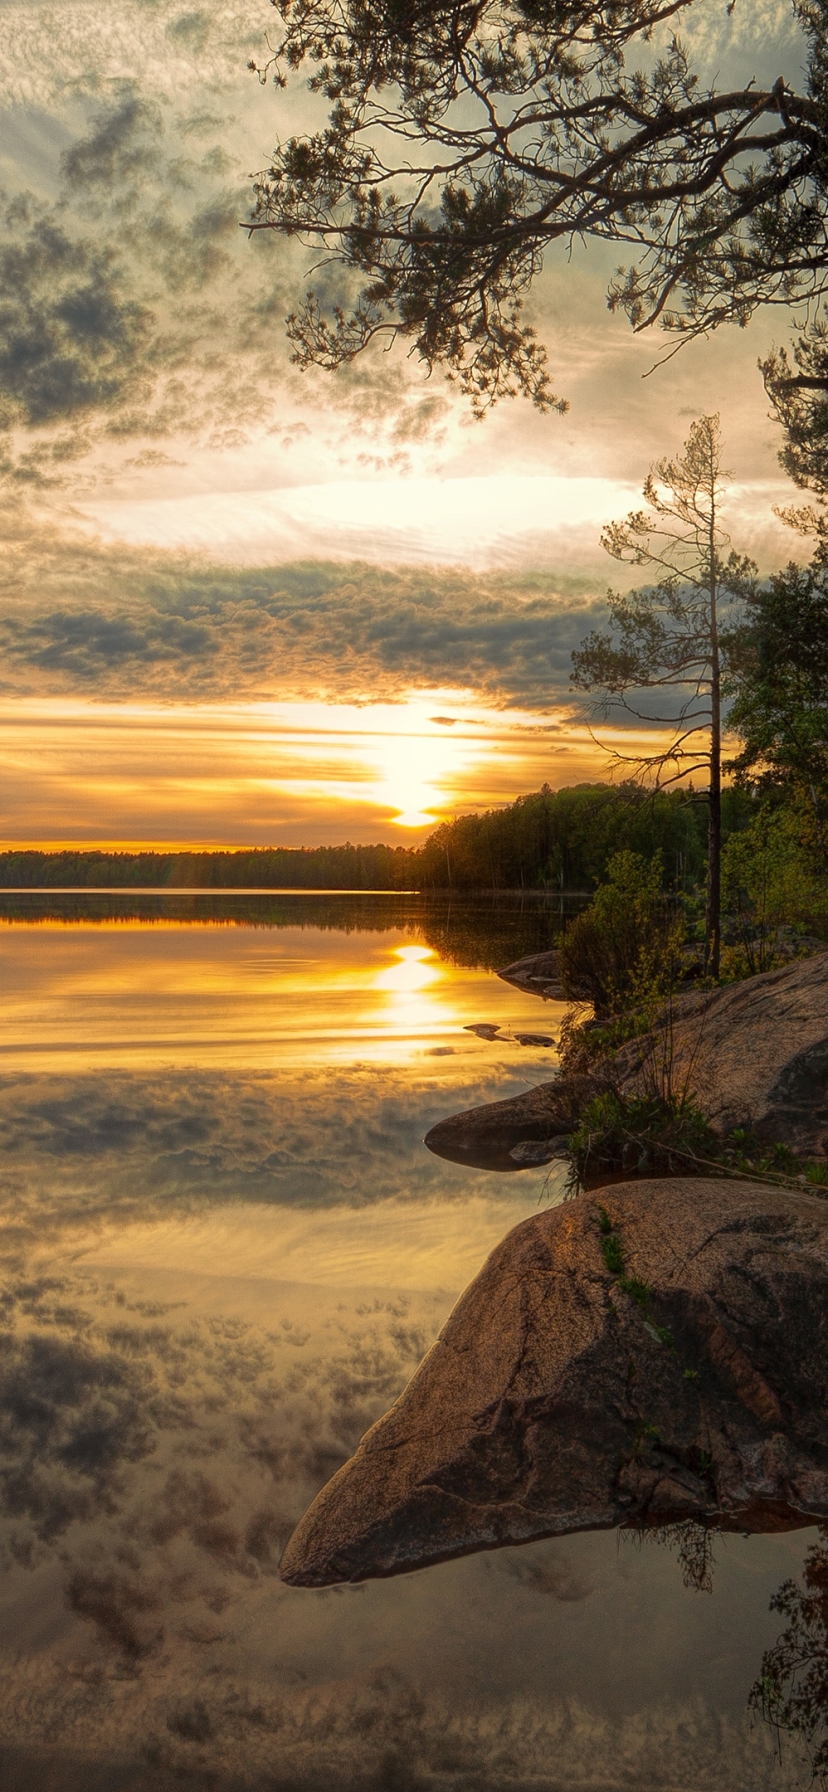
248, 1, 828, 413
570, 414, 753, 978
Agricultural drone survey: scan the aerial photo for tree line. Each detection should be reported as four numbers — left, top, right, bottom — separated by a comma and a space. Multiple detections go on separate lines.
0, 782, 752, 895
0, 843, 417, 892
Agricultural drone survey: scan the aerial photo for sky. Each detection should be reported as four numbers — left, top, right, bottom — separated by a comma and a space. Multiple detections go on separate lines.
0, 0, 815, 849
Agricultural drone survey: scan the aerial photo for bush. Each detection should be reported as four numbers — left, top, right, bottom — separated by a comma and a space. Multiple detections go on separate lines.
720, 802, 828, 977
559, 850, 682, 1019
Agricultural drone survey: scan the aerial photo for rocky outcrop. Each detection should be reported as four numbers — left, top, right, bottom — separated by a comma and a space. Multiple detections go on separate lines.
613, 949, 828, 1155
497, 949, 564, 1000
428, 950, 828, 1170
280, 1179, 828, 1587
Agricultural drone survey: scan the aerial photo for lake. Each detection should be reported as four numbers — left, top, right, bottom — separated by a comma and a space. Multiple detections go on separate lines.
0, 893, 818, 1790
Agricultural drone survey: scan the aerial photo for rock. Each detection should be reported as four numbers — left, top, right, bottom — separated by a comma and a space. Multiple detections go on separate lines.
613, 949, 828, 1155
464, 1023, 502, 1040
427, 951, 828, 1171
424, 1074, 599, 1171
497, 949, 564, 1000
279, 1179, 828, 1587
513, 1032, 556, 1048
508, 1137, 570, 1167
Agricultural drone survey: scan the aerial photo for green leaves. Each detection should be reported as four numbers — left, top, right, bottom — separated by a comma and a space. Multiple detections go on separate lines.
726, 560, 828, 848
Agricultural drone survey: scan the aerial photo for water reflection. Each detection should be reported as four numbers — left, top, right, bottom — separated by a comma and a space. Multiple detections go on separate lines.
751, 1527, 828, 1787
0, 897, 819, 1788
0, 902, 565, 1072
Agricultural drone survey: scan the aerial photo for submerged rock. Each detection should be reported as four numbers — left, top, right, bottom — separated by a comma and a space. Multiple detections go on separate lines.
279, 1179, 828, 1587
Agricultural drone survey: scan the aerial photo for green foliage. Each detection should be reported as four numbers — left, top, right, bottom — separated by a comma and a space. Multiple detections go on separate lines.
720, 802, 828, 977
558, 849, 682, 1019
569, 1090, 719, 1189
726, 560, 828, 852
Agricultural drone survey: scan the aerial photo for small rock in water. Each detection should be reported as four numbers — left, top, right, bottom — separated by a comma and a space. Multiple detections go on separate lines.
464, 1023, 502, 1040
514, 1032, 556, 1047
498, 950, 564, 1000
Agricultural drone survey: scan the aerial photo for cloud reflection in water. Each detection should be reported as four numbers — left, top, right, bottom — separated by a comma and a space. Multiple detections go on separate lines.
0, 906, 819, 1789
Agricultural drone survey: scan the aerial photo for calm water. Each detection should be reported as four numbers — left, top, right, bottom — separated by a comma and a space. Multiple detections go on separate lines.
0, 895, 818, 1790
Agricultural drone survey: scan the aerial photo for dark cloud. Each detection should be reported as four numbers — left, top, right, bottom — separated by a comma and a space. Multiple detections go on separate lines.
0, 89, 300, 481
0, 84, 446, 486
0, 536, 604, 708
0, 206, 153, 430
61, 94, 164, 192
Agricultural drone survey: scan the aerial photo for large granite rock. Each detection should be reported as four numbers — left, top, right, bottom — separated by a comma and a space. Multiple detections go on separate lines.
427, 950, 828, 1169
280, 1179, 828, 1586
613, 949, 828, 1154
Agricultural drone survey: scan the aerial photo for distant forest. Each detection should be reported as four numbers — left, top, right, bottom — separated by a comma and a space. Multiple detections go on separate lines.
0, 783, 753, 893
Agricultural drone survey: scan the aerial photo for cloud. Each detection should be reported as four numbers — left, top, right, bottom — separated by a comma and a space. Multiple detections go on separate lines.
0, 1063, 554, 1248
0, 52, 456, 490
0, 519, 605, 708
0, 1250, 441, 1678
0, 81, 302, 483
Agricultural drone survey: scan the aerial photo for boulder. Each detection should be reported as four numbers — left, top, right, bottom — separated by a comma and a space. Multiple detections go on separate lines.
427, 951, 828, 1170
497, 949, 565, 1000
279, 1179, 828, 1587
613, 949, 828, 1155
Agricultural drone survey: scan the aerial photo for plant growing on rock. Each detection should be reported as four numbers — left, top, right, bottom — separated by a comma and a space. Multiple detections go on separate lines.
567, 1089, 718, 1190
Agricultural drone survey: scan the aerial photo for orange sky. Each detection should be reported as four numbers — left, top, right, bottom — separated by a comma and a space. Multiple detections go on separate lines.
0, 695, 658, 849
0, 0, 810, 851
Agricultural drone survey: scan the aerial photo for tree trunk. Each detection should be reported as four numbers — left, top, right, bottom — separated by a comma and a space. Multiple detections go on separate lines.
705, 554, 722, 979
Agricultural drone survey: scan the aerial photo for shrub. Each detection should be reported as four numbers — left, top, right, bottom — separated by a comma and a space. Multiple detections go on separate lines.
721, 802, 828, 977
559, 850, 682, 1019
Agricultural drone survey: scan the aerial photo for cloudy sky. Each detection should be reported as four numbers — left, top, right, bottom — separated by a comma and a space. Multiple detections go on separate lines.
0, 0, 813, 848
